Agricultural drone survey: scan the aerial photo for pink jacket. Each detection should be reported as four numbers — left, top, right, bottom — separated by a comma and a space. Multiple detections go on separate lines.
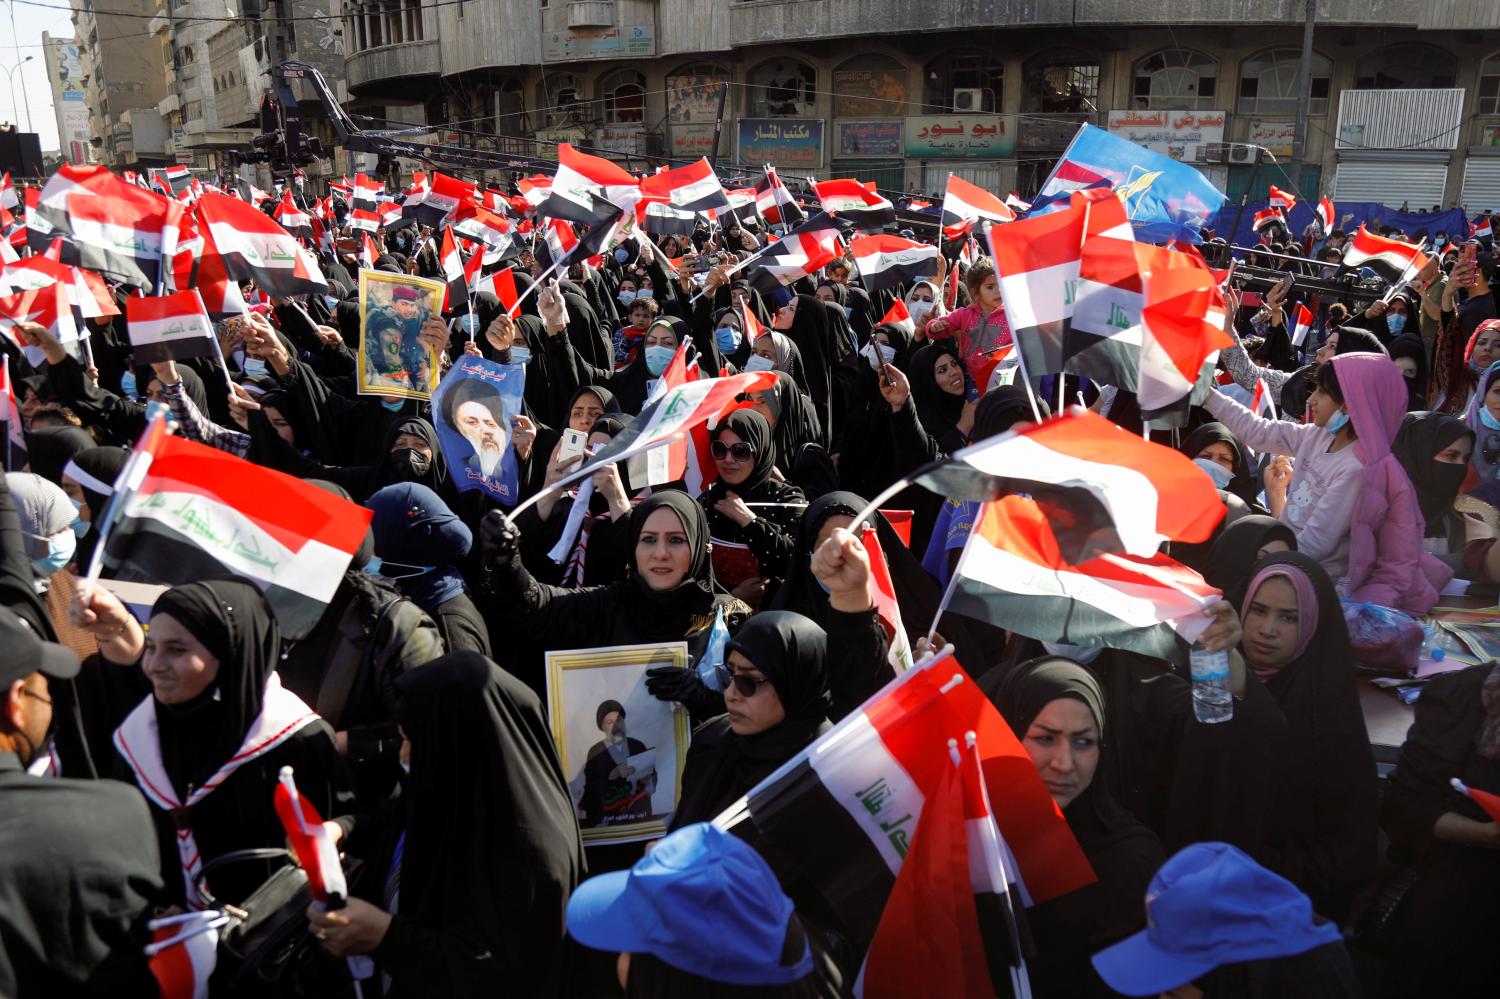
1332, 352, 1446, 614
932, 303, 1012, 362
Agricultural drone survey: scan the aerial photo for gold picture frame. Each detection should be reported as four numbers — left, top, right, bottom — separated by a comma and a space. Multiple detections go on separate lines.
355, 268, 445, 400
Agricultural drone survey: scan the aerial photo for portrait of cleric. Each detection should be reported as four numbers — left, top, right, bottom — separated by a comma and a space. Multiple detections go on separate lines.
430, 353, 525, 502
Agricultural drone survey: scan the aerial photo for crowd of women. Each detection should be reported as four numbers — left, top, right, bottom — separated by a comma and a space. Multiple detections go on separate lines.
2, 188, 1499, 999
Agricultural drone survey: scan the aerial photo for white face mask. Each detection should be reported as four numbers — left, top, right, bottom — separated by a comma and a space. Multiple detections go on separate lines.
861, 341, 896, 369
909, 300, 934, 323
745, 354, 776, 372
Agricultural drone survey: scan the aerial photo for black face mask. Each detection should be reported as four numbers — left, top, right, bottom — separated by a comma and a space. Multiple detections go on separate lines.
390, 447, 431, 480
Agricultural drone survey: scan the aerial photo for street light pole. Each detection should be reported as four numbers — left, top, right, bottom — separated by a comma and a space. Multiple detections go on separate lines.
1, 2, 32, 132
1, 56, 31, 132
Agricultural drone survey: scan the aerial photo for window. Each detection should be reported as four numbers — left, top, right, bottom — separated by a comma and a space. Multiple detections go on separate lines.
599, 69, 646, 124
923, 50, 1002, 114
833, 54, 909, 118
1237, 49, 1331, 116
1022, 53, 1099, 113
405, 0, 422, 42
1482, 56, 1500, 116
746, 59, 816, 118
538, 74, 586, 127
1355, 44, 1455, 90
1132, 49, 1218, 110
496, 77, 525, 133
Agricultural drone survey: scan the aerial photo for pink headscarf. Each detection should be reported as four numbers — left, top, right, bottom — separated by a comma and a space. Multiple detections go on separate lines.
1240, 564, 1320, 681
1329, 352, 1442, 613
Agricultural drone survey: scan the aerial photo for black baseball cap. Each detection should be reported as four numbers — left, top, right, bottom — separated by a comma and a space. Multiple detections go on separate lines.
0, 607, 80, 688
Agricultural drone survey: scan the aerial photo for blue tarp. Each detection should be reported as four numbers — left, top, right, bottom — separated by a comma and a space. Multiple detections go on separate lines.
1208, 201, 1468, 252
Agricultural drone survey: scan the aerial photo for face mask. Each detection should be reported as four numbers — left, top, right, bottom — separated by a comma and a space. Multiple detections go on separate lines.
120, 371, 137, 399
371, 559, 437, 580
618, 289, 637, 306
381, 399, 404, 413
842, 305, 853, 319
455, 314, 480, 337
1387, 314, 1407, 335
242, 357, 269, 379
909, 300, 934, 324
635, 288, 653, 300
745, 354, 775, 373
68, 497, 88, 539
323, 295, 340, 310
1325, 409, 1350, 434
1436, 236, 1447, 247
1041, 640, 1103, 665
1193, 458, 1234, 489
509, 345, 531, 365
645, 344, 674, 376
1481, 407, 1500, 432
32, 530, 76, 576
390, 447, 431, 480
861, 341, 897, 369
715, 326, 740, 353
614, 247, 630, 264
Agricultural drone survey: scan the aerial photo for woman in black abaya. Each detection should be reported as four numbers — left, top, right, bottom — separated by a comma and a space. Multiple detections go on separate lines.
1392, 410, 1473, 558
1205, 514, 1298, 608
309, 652, 584, 998
776, 295, 848, 441
1180, 421, 1265, 510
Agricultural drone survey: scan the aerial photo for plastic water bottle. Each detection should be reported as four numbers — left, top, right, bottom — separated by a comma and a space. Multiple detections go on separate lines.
1189, 642, 1234, 724
1420, 622, 1456, 664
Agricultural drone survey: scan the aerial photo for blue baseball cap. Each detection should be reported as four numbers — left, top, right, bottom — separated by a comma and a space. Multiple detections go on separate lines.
1091, 842, 1342, 997
565, 822, 813, 987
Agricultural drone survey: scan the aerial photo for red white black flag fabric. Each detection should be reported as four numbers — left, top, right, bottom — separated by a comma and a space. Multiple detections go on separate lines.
100, 423, 373, 638
542, 144, 640, 224
125, 291, 216, 364
941, 174, 1015, 240
0, 283, 79, 361
195, 192, 328, 298
1267, 185, 1296, 210
274, 767, 347, 906
714, 650, 1093, 950
474, 266, 520, 315
909, 408, 1226, 563
1451, 778, 1500, 824
347, 208, 380, 233
988, 189, 1090, 377
409, 172, 476, 228
754, 166, 804, 227
439, 227, 468, 309
877, 298, 914, 337
1290, 303, 1314, 348
849, 235, 940, 295
747, 215, 844, 295
582, 369, 778, 474
1341, 225, 1430, 285
1251, 208, 1284, 235
146, 911, 219, 999
65, 183, 183, 289
639, 157, 731, 215
1137, 257, 1233, 413
449, 202, 513, 253
638, 198, 698, 236
359, 233, 378, 272
814, 179, 895, 231
1315, 196, 1335, 237
0, 356, 28, 471
275, 190, 312, 241
351, 173, 383, 210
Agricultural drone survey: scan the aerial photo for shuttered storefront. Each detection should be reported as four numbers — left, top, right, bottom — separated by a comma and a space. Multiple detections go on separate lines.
1334, 156, 1449, 209
919, 161, 1014, 198
1460, 157, 1500, 215
829, 159, 906, 196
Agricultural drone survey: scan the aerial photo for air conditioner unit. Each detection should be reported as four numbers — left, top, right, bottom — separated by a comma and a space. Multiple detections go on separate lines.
1228, 146, 1258, 164
952, 88, 985, 113
1200, 142, 1225, 164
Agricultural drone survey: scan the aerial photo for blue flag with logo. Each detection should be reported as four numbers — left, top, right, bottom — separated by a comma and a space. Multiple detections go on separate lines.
1031, 124, 1225, 245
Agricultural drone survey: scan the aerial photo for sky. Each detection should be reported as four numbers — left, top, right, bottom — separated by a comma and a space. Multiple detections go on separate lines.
0, 0, 86, 151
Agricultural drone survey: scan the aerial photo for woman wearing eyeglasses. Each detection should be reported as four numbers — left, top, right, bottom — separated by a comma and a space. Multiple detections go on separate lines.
699, 410, 805, 610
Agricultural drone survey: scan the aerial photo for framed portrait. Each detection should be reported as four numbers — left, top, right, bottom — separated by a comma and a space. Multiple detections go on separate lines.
430, 355, 526, 504
356, 269, 445, 400
546, 641, 692, 845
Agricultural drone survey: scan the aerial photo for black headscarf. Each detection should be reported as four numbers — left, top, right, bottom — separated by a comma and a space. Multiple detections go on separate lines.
65, 445, 127, 572
991, 655, 1106, 744
1205, 515, 1298, 609
150, 579, 281, 799
909, 341, 967, 442
972, 385, 1048, 441
1180, 422, 1260, 507
773, 492, 868, 629
785, 294, 843, 438
711, 409, 776, 494
670, 612, 832, 830
1393, 411, 1473, 536
621, 491, 717, 642
1389, 334, 1431, 410
395, 652, 583, 994
24, 425, 95, 485
369, 416, 448, 498
764, 371, 826, 455
563, 384, 622, 431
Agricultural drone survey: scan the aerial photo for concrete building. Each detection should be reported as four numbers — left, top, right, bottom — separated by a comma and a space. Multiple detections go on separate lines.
69, 0, 170, 168
336, 0, 1500, 210
40, 33, 92, 165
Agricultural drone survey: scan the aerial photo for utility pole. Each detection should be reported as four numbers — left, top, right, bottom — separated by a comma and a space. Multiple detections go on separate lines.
4, 1, 33, 132
1288, 0, 1318, 194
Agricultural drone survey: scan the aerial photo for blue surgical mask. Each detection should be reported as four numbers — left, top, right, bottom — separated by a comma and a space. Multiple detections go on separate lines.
618, 289, 637, 306
1325, 409, 1350, 434
455, 314, 480, 337
1387, 314, 1407, 335
1481, 407, 1500, 431
645, 344, 674, 376
509, 345, 531, 365
635, 288, 653, 300
381, 399, 404, 413
120, 371, 137, 399
614, 248, 631, 264
1040, 640, 1103, 665
715, 326, 740, 353
242, 357, 269, 378
323, 295, 340, 311
1436, 236, 1447, 247
32, 530, 76, 576
744, 354, 775, 373
68, 497, 88, 539
1193, 458, 1234, 489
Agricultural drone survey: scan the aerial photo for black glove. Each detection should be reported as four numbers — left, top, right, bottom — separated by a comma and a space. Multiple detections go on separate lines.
479, 510, 521, 566
645, 666, 724, 720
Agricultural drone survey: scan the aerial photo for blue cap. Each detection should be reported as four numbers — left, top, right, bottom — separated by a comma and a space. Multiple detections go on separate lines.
1090, 843, 1342, 997
565, 823, 813, 987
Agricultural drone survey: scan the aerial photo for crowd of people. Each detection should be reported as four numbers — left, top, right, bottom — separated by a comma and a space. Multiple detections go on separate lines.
1, 161, 1499, 999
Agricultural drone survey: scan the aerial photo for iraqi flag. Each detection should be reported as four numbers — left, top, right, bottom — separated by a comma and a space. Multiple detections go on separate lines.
1315, 196, 1336, 237
1290, 302, 1314, 348
474, 266, 520, 315
722, 187, 762, 229
347, 208, 380, 233
0, 256, 118, 318
516, 175, 552, 209
1451, 778, 1500, 824
449, 202, 513, 252
0, 356, 28, 471
747, 215, 844, 295
877, 298, 914, 337
359, 232, 378, 271
988, 189, 1090, 376
755, 165, 804, 227
65, 186, 183, 289
861, 525, 914, 673
1342, 225, 1430, 285
542, 144, 640, 224
714, 650, 1094, 949
275, 190, 311, 241
351, 173, 383, 210
1137, 258, 1233, 413
909, 407, 1225, 563
1250, 377, 1277, 421
1252, 208, 1285, 236
196, 192, 328, 298
814, 179, 895, 231
100, 422, 373, 638
376, 201, 403, 229
1471, 216, 1493, 244
948, 493, 1223, 662
410, 172, 476, 228
1268, 185, 1296, 211
0, 283, 80, 362
274, 766, 347, 906
125, 291, 217, 364
439, 227, 468, 309
638, 197, 699, 236
639, 157, 731, 215
146, 910, 219, 999
941, 174, 1015, 241
849, 235, 940, 295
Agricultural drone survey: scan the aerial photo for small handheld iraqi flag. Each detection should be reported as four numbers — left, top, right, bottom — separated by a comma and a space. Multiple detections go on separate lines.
1251, 377, 1277, 422
1451, 778, 1500, 824
1315, 196, 1336, 237
274, 766, 347, 906
1268, 185, 1296, 211
1290, 303, 1314, 348
877, 298, 914, 337
126, 290, 217, 364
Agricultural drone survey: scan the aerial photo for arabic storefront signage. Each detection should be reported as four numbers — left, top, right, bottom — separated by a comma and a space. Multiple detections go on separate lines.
593, 126, 643, 155
737, 119, 824, 169
1107, 110, 1226, 163
904, 115, 1015, 158
542, 24, 655, 62
1247, 119, 1296, 158
670, 123, 721, 159
667, 75, 728, 124
837, 120, 903, 158
534, 128, 586, 161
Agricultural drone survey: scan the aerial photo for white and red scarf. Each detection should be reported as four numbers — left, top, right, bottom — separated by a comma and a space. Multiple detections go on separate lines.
114, 673, 319, 905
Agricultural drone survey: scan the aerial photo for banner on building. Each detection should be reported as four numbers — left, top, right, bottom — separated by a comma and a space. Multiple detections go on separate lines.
904, 116, 1016, 158
837, 121, 904, 159
737, 119, 824, 170
1106, 110, 1227, 164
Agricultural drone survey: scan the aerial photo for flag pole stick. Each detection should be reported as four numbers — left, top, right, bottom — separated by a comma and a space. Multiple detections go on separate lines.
924, 517, 976, 646
509, 257, 566, 315
688, 246, 766, 306
1009, 340, 1046, 423
1379, 238, 1428, 305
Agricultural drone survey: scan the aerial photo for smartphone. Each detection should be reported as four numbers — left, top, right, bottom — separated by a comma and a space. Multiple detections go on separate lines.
558, 428, 588, 462
1276, 271, 1295, 296
1462, 243, 1479, 286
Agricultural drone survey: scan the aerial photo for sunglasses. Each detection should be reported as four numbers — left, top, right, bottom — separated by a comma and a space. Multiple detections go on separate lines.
715, 664, 770, 698
711, 441, 755, 462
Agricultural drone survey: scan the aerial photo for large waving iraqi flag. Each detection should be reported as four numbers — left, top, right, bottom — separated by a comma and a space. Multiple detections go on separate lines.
100, 419, 372, 638
194, 191, 329, 298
